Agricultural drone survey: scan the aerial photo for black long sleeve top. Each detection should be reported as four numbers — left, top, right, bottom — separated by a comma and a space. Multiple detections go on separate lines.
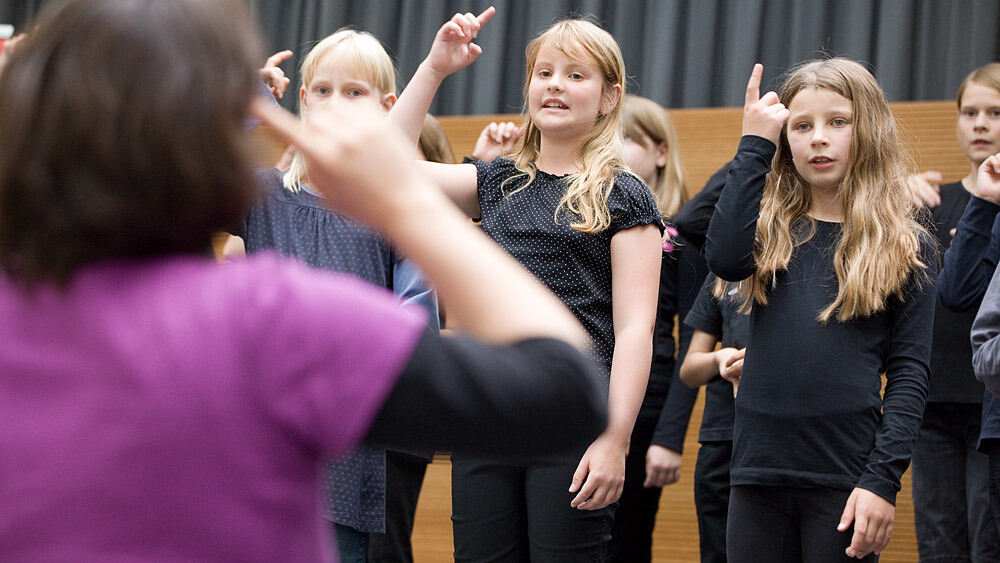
704, 136, 935, 504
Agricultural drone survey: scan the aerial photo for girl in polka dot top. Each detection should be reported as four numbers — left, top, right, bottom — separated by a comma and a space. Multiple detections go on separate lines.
390, 9, 664, 560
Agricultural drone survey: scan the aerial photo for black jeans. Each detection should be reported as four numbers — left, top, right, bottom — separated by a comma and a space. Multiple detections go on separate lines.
728, 485, 877, 563
695, 441, 732, 563
986, 440, 1000, 547
367, 451, 429, 563
452, 456, 615, 563
911, 402, 1000, 562
608, 403, 663, 563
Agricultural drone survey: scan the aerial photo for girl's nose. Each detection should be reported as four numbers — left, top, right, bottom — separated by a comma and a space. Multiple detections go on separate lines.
975, 112, 989, 130
810, 128, 829, 147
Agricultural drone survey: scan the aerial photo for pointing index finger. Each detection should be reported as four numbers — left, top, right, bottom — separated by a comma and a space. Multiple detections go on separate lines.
477, 6, 496, 26
265, 49, 293, 68
745, 63, 763, 106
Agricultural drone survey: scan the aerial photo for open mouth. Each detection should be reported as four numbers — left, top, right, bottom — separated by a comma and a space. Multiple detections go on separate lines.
542, 99, 568, 110
809, 156, 835, 169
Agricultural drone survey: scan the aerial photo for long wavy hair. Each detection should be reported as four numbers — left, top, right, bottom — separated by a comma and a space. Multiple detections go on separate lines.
622, 94, 687, 218
505, 19, 629, 234
732, 58, 928, 322
283, 29, 396, 192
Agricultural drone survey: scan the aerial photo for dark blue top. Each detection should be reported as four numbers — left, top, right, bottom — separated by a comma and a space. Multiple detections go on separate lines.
238, 168, 437, 532
474, 158, 663, 372
937, 190, 1000, 444
704, 135, 935, 504
928, 182, 984, 403
684, 272, 750, 443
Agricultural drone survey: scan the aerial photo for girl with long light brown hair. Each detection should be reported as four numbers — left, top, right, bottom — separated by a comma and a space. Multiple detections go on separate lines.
390, 11, 663, 561
706, 59, 935, 561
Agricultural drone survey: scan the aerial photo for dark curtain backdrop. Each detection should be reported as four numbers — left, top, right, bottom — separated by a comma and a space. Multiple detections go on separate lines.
4, 0, 999, 114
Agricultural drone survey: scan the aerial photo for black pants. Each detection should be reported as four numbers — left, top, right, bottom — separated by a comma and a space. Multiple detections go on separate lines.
911, 402, 1000, 562
367, 451, 429, 563
695, 441, 732, 563
452, 456, 615, 563
608, 405, 663, 563
987, 441, 1000, 543
728, 485, 877, 563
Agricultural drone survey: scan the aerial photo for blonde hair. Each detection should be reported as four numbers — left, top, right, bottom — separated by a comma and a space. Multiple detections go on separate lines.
284, 28, 396, 192
732, 58, 928, 322
957, 62, 1000, 107
622, 94, 687, 218
418, 113, 455, 164
506, 19, 628, 234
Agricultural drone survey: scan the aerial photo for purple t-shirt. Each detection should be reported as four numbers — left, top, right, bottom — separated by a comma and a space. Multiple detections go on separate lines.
0, 252, 424, 562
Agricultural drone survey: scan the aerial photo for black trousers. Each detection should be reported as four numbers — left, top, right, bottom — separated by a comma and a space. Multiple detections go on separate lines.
608, 405, 663, 563
367, 451, 429, 563
728, 485, 878, 563
452, 456, 615, 563
694, 441, 732, 563
987, 441, 1000, 542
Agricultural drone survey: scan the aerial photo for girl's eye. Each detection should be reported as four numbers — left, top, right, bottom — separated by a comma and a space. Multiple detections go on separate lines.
569, 73, 584, 80
346, 89, 363, 97
794, 122, 810, 131
831, 118, 847, 127
991, 109, 1000, 118
538, 69, 552, 78
964, 110, 978, 117
316, 87, 331, 95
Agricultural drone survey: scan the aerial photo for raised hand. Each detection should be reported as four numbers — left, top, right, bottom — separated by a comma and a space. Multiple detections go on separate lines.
251, 99, 423, 227
425, 7, 496, 77
472, 121, 523, 161
259, 49, 294, 99
0, 33, 26, 75
975, 153, 1000, 205
742, 63, 789, 145
905, 170, 942, 208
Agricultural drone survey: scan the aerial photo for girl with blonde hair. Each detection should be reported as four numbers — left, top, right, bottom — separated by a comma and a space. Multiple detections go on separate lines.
233, 26, 437, 563
391, 10, 663, 561
608, 93, 690, 562
706, 59, 936, 561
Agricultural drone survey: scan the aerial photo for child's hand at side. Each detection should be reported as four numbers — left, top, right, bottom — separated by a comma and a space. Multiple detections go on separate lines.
643, 445, 682, 487
742, 64, 789, 145
424, 7, 496, 79
569, 432, 626, 510
717, 347, 745, 397
838, 487, 895, 559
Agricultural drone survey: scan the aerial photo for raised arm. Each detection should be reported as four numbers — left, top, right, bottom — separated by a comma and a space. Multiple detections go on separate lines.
388, 7, 495, 144
939, 153, 1000, 311
705, 64, 788, 282
253, 99, 587, 350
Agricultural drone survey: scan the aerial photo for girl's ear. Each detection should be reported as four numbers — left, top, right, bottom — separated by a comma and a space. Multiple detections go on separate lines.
655, 141, 669, 168
600, 83, 623, 116
299, 85, 309, 110
381, 92, 398, 113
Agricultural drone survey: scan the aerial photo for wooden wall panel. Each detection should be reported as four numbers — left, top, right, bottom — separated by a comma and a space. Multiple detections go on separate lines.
410, 100, 966, 562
